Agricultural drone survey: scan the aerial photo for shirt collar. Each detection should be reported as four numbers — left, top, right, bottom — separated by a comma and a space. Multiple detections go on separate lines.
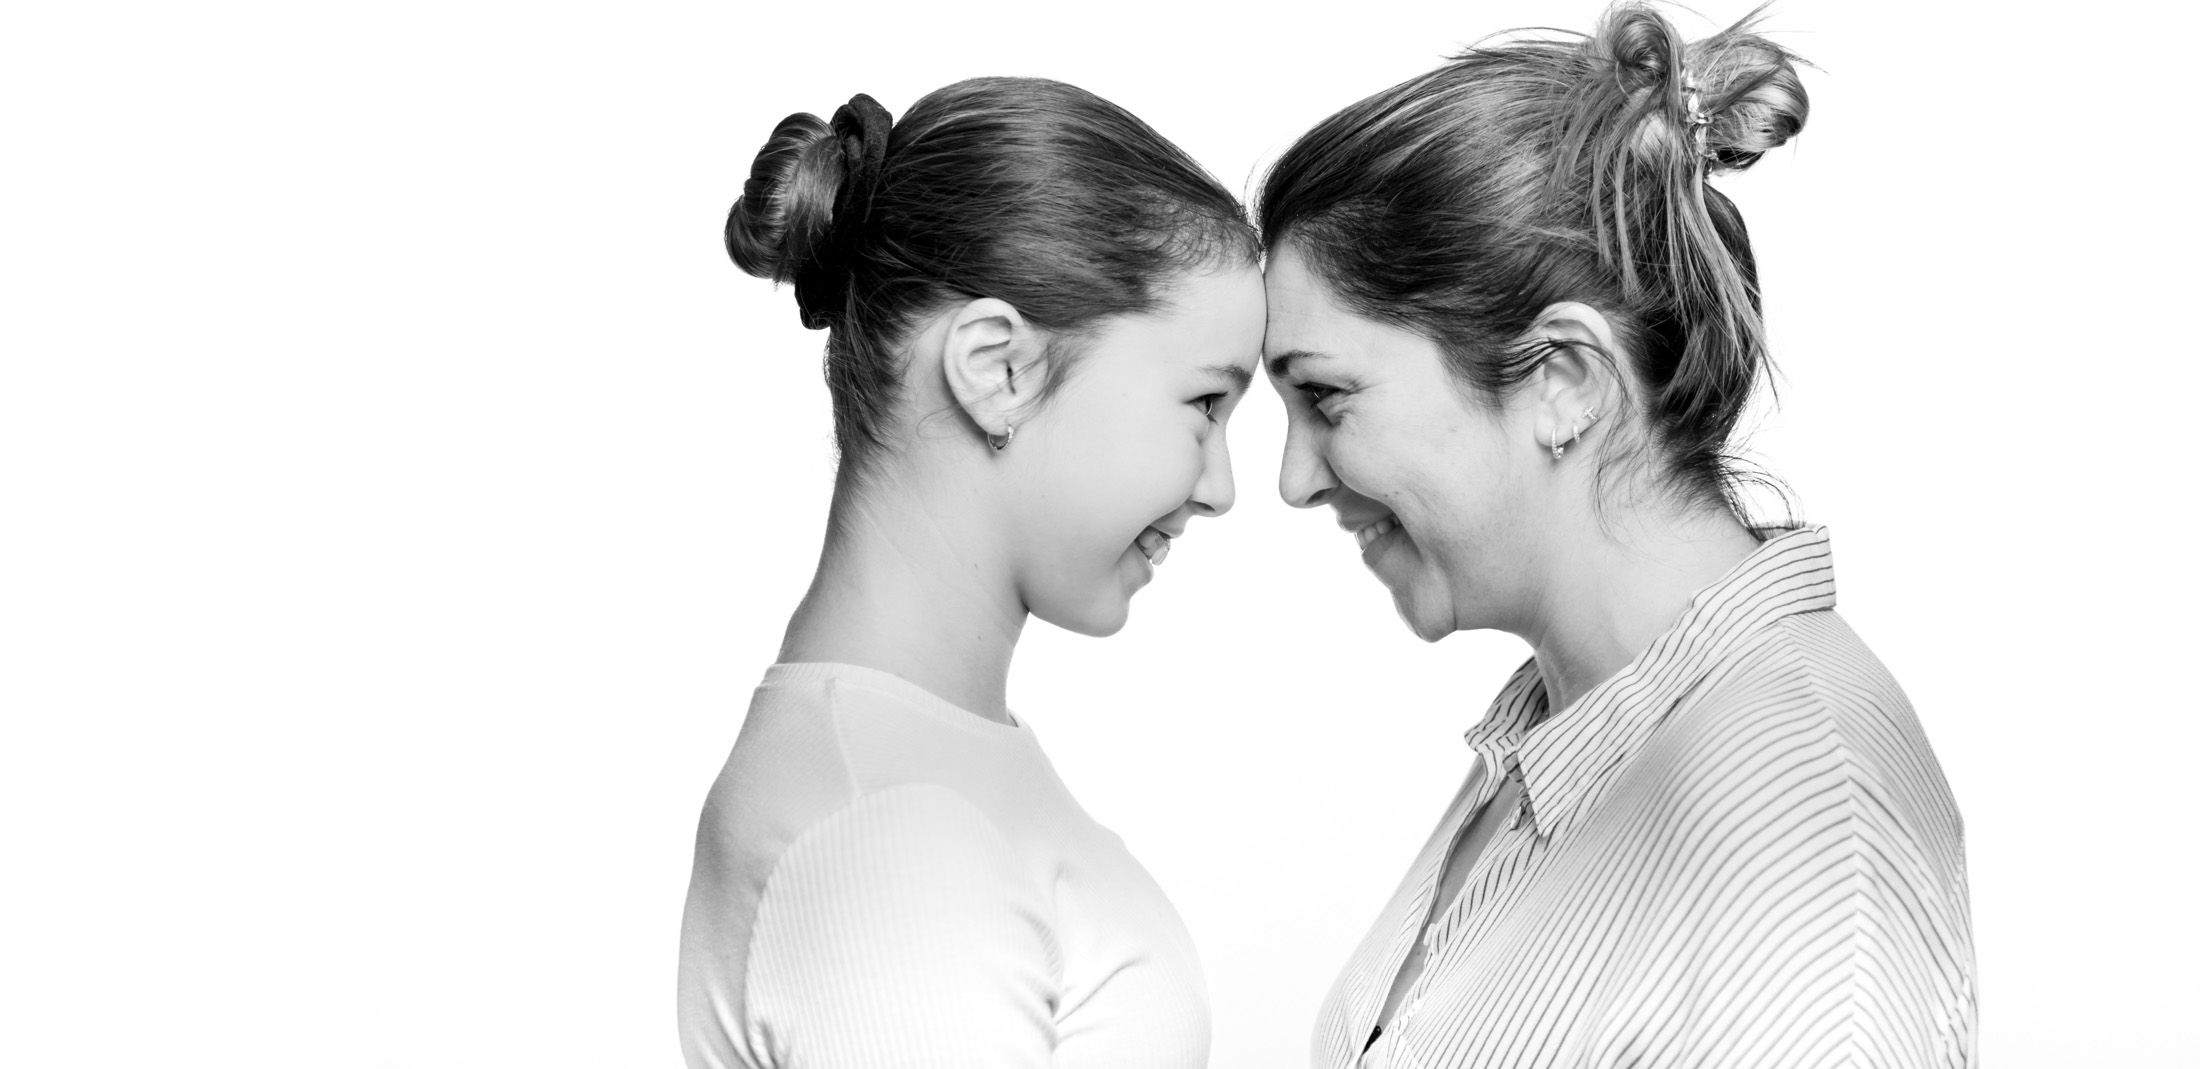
1463, 525, 1840, 837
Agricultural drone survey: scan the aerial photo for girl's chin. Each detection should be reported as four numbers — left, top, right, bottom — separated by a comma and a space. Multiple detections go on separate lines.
1025, 553, 1146, 638
1049, 587, 1134, 638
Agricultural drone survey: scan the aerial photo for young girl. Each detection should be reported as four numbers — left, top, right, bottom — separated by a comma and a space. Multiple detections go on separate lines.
677, 78, 1264, 1069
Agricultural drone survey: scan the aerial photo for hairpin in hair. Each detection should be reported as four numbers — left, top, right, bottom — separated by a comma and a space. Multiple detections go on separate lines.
1679, 69, 1713, 162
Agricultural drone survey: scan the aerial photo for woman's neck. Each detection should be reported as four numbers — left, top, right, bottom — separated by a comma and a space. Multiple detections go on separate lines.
1525, 505, 1763, 718
776, 475, 1027, 724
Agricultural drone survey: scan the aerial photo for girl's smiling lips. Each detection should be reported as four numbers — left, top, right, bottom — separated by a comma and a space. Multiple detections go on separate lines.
1134, 524, 1182, 565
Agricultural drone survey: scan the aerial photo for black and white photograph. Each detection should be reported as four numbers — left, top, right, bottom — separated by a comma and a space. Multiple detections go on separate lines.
6, 1, 2192, 1066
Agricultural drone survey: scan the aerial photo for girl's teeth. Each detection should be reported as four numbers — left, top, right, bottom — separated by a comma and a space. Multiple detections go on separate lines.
1137, 528, 1172, 564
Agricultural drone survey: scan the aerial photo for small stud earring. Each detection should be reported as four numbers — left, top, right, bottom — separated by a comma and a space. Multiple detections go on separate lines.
988, 425, 1015, 451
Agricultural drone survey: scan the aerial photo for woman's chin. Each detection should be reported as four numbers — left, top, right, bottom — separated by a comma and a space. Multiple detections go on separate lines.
1373, 547, 1454, 641
1401, 602, 1453, 643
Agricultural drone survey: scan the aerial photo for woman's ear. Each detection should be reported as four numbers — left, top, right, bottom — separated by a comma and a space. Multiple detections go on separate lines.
1526, 301, 1624, 455
940, 297, 1051, 443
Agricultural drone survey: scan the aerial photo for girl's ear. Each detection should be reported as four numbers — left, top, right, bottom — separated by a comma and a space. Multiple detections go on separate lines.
939, 297, 1052, 443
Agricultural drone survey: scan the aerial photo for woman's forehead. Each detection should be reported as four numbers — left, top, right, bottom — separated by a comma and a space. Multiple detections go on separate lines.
1260, 253, 1351, 364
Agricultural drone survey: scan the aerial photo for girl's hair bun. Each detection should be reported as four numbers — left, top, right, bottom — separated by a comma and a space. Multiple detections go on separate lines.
725, 111, 837, 283
725, 94, 895, 327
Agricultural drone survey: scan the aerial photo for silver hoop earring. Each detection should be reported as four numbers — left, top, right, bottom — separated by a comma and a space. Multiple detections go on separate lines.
987, 425, 1015, 451
1557, 405, 1600, 460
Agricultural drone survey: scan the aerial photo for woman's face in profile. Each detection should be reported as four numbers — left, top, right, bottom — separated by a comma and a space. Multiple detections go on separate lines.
1262, 243, 1539, 640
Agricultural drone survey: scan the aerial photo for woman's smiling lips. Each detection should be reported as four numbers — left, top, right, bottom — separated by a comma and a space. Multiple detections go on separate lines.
1344, 512, 1405, 567
1353, 514, 1398, 550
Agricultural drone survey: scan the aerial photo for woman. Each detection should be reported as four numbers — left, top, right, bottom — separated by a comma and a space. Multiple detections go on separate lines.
677, 80, 1264, 1067
1259, 6, 1974, 1067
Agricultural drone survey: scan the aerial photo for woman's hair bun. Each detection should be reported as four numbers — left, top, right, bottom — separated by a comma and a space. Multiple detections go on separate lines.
1594, 2, 1808, 175
1688, 24, 1808, 172
725, 94, 896, 327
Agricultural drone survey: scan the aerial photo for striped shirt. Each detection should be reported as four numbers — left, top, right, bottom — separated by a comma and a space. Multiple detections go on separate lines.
1319, 526, 1975, 1069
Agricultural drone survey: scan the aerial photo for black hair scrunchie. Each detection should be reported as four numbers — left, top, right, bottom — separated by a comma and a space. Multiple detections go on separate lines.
793, 93, 894, 330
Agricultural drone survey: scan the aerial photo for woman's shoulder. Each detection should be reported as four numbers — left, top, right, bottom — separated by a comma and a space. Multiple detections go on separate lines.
1590, 620, 1977, 1068
1672, 608, 1945, 778
1637, 607, 1965, 874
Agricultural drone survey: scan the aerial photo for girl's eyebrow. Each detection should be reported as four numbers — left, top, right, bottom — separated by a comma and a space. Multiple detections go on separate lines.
1265, 348, 1328, 380
1200, 363, 1254, 394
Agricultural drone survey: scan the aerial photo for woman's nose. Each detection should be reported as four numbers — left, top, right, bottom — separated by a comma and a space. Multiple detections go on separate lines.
1278, 420, 1336, 509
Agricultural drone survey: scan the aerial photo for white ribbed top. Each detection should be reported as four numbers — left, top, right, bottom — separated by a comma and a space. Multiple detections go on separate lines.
1322, 526, 1976, 1068
678, 662, 1208, 1069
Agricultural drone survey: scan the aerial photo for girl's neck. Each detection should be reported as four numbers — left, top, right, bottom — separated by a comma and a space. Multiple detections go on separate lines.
777, 476, 1026, 724
1525, 505, 1763, 718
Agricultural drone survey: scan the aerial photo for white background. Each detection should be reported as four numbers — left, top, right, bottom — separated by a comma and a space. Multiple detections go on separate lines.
6, 1, 2195, 1066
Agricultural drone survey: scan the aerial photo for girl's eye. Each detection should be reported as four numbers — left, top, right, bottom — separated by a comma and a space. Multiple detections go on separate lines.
1193, 393, 1226, 420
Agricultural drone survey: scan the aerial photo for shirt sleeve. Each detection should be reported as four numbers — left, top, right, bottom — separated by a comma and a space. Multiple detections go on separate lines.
1612, 710, 1976, 1069
743, 784, 1060, 1069
1837, 778, 1978, 1068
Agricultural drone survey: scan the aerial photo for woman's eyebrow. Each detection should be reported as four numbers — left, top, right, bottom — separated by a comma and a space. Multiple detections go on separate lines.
1265, 348, 1327, 380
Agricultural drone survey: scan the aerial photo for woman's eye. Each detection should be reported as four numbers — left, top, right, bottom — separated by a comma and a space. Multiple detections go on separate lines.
1295, 383, 1343, 423
1193, 393, 1225, 420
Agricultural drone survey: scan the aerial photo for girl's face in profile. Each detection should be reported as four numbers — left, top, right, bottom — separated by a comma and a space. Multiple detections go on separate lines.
1261, 243, 1539, 641
1004, 264, 1265, 636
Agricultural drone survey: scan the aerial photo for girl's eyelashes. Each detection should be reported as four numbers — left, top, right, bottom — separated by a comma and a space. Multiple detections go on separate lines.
1193, 392, 1227, 420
